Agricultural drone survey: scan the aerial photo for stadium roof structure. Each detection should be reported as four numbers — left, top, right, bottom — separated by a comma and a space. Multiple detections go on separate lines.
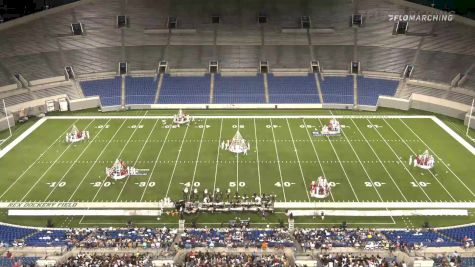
0, 0, 473, 90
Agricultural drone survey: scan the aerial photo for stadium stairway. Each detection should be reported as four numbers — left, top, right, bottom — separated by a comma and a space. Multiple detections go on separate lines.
154, 74, 164, 104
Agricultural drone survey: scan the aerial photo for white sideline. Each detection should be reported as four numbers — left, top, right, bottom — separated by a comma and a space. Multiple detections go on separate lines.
431, 117, 475, 155
0, 117, 47, 159
46, 115, 439, 119
1, 201, 475, 209
8, 209, 161, 216
288, 209, 468, 217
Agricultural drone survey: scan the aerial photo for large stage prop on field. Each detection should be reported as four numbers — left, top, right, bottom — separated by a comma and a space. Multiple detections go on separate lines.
313, 119, 341, 137
413, 150, 435, 170
65, 125, 89, 143
221, 130, 250, 154
310, 176, 331, 198
173, 109, 192, 125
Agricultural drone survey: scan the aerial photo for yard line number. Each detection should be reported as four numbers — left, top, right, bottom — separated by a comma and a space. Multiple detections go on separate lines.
410, 181, 430, 187
128, 125, 144, 129
47, 182, 66, 187
365, 181, 385, 187
95, 125, 110, 129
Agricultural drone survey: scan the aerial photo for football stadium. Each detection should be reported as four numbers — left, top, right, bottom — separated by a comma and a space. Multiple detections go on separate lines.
0, 0, 474, 266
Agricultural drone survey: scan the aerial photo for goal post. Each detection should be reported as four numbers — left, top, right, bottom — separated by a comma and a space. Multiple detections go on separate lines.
467, 98, 475, 142
0, 99, 13, 147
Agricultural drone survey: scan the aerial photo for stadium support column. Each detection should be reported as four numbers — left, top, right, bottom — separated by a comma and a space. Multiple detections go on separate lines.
263, 73, 269, 103
154, 74, 164, 104
209, 73, 215, 104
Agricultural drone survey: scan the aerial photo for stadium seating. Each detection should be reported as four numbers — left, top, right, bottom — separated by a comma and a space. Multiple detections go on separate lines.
462, 257, 475, 267
0, 256, 39, 267
320, 76, 354, 104
214, 74, 265, 104
0, 224, 37, 245
159, 75, 210, 104
31, 85, 82, 100
267, 74, 320, 103
24, 229, 67, 246
382, 230, 460, 247
1, 91, 33, 107
80, 77, 122, 106
438, 225, 475, 243
179, 229, 294, 248
125, 76, 158, 104
357, 77, 398, 106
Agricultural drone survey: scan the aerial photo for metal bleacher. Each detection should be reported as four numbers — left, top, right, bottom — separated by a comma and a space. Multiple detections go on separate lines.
31, 84, 82, 100
267, 74, 320, 104
214, 74, 265, 104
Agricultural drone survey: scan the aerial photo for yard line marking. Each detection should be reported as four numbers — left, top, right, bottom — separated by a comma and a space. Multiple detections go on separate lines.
302, 119, 335, 201
351, 118, 408, 201
316, 118, 359, 201
403, 118, 475, 196
334, 117, 395, 223
189, 119, 208, 197
116, 118, 160, 201
366, 119, 432, 201
285, 119, 310, 201
90, 114, 149, 202
395, 119, 465, 199
253, 118, 262, 195
20, 120, 95, 201
0, 120, 79, 199
67, 119, 128, 201
213, 119, 224, 195
269, 118, 287, 202
140, 123, 173, 201
164, 124, 190, 198
44, 119, 112, 201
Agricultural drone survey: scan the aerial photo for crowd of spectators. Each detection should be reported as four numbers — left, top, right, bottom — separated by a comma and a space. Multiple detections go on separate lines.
181, 251, 290, 267
178, 227, 294, 249
317, 253, 405, 267
294, 228, 388, 251
65, 227, 177, 250
57, 252, 154, 267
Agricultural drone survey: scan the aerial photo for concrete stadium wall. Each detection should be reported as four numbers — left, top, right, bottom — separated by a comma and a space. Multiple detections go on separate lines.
377, 96, 411, 110
0, 115, 15, 132
410, 94, 470, 120
6, 94, 68, 119
322, 103, 353, 110
69, 97, 100, 111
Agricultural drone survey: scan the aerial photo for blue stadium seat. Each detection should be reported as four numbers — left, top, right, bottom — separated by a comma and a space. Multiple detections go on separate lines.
439, 226, 475, 244
24, 230, 67, 247
80, 77, 122, 106
0, 256, 39, 267
0, 225, 37, 245
357, 77, 398, 106
267, 74, 320, 104
125, 76, 158, 104
159, 74, 210, 104
383, 230, 461, 247
214, 74, 265, 104
320, 76, 354, 104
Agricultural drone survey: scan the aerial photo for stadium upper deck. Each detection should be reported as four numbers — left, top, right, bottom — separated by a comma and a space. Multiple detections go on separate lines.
0, 0, 473, 90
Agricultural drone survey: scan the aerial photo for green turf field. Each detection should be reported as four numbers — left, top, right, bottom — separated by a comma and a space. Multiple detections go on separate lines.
0, 111, 474, 228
